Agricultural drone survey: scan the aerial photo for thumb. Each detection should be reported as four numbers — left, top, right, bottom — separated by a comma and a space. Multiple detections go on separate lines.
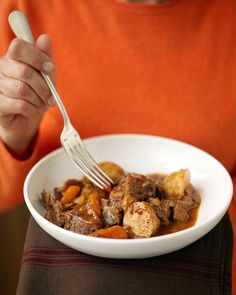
35, 34, 52, 58
35, 34, 56, 84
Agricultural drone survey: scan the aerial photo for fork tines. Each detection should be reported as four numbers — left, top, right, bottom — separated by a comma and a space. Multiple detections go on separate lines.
63, 139, 114, 191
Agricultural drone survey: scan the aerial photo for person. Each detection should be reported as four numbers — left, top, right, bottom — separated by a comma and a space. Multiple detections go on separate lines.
0, 0, 235, 294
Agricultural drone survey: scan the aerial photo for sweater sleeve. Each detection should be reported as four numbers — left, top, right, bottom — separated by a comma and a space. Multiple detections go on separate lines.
0, 1, 62, 212
0, 109, 62, 212
0, 137, 42, 212
0, 0, 27, 212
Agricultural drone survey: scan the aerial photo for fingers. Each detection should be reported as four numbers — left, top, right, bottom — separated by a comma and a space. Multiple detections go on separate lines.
0, 113, 16, 129
36, 34, 52, 57
0, 74, 43, 108
0, 93, 45, 118
0, 57, 52, 105
7, 37, 54, 74
36, 35, 56, 83
0, 34, 56, 123
0, 34, 56, 108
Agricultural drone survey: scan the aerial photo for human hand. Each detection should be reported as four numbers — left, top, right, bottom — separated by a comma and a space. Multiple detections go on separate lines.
0, 34, 56, 158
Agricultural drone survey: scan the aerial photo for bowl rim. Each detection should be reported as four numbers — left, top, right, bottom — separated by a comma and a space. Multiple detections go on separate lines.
23, 133, 234, 244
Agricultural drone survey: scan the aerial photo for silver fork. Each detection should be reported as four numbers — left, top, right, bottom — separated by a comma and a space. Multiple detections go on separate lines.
8, 10, 114, 190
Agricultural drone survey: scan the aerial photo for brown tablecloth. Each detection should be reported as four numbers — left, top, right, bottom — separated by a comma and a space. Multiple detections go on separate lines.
16, 214, 233, 295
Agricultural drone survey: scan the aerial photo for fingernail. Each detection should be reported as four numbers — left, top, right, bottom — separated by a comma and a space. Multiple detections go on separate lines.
43, 61, 54, 72
47, 96, 56, 106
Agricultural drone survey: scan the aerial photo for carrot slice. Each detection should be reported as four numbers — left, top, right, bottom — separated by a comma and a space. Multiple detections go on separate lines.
90, 225, 128, 239
86, 192, 102, 219
61, 185, 81, 205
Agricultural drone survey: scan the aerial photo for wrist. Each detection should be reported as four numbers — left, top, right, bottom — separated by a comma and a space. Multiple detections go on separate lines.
0, 128, 38, 160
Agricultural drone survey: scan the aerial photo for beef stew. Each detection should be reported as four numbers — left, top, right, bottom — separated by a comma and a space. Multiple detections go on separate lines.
41, 162, 201, 239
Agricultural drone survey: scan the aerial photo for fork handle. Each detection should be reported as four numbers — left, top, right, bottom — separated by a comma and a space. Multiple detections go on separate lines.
8, 10, 71, 127
8, 10, 34, 43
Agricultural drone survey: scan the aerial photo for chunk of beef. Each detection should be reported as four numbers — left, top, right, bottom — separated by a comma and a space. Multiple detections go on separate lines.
172, 187, 199, 223
148, 173, 166, 187
125, 173, 156, 200
109, 173, 156, 212
184, 183, 201, 203
148, 173, 166, 198
63, 212, 101, 234
42, 190, 103, 234
62, 192, 102, 234
101, 199, 122, 226
109, 175, 126, 210
191, 190, 201, 204
185, 183, 194, 197
41, 191, 65, 226
180, 195, 198, 210
173, 203, 189, 223
123, 202, 160, 238
149, 198, 173, 225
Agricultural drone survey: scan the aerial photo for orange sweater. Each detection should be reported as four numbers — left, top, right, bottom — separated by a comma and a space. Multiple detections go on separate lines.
0, 0, 235, 288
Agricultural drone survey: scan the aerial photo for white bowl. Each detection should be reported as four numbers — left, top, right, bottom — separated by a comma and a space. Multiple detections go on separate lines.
24, 134, 233, 259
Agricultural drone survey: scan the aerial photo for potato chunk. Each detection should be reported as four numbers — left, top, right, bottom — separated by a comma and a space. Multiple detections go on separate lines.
163, 169, 190, 200
99, 162, 125, 182
123, 202, 160, 238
